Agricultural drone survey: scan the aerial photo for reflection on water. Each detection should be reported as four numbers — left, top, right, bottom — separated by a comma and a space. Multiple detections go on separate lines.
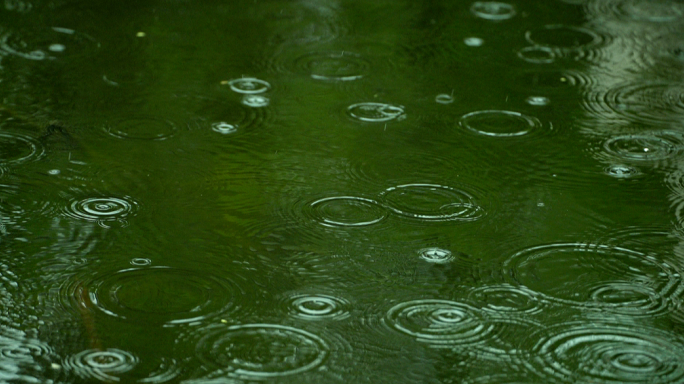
2, 0, 684, 382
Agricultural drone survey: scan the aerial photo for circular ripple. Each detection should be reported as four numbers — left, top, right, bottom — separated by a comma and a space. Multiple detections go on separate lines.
0, 26, 99, 62
62, 196, 137, 227
197, 324, 329, 380
470, 2, 516, 20
586, 82, 684, 125
347, 102, 405, 123
605, 164, 641, 178
103, 117, 178, 141
280, 292, 351, 321
468, 284, 544, 316
385, 299, 494, 347
62, 267, 245, 325
65, 349, 137, 382
226, 77, 270, 94
293, 51, 369, 81
460, 110, 543, 138
0, 132, 44, 165
587, 0, 684, 22
603, 132, 682, 162
241, 94, 270, 108
308, 196, 388, 227
418, 247, 454, 264
517, 46, 556, 64
523, 323, 684, 383
503, 243, 681, 316
380, 183, 485, 222
525, 24, 604, 50
211, 122, 237, 135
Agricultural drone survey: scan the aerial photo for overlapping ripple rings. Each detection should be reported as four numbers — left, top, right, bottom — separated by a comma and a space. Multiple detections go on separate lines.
0, 131, 45, 165
347, 102, 405, 123
459, 110, 543, 138
64, 348, 138, 382
522, 322, 684, 383
379, 184, 485, 222
307, 196, 388, 227
586, 0, 684, 22
524, 24, 608, 61
467, 284, 545, 316
503, 243, 682, 316
385, 299, 495, 347
103, 117, 178, 141
62, 196, 138, 228
196, 324, 329, 380
61, 266, 246, 326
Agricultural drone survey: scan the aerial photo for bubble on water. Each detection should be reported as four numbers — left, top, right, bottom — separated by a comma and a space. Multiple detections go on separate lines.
418, 247, 454, 264
522, 322, 684, 383
65, 349, 138, 382
0, 132, 45, 165
293, 51, 369, 81
103, 117, 178, 141
470, 2, 516, 20
226, 77, 270, 94
241, 94, 270, 108
603, 132, 683, 162
468, 284, 545, 316
385, 299, 494, 347
347, 102, 405, 122
517, 46, 556, 64
62, 196, 137, 227
380, 183, 485, 222
460, 110, 542, 137
435, 94, 455, 104
308, 196, 388, 227
525, 96, 550, 106
464, 37, 484, 47
60, 266, 247, 326
502, 243, 681, 316
280, 292, 351, 321
605, 164, 640, 178
196, 324, 329, 380
211, 122, 237, 135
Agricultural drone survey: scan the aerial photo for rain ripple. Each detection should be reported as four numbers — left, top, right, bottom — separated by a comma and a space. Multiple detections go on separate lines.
61, 196, 138, 228
522, 322, 684, 383
459, 110, 544, 138
59, 266, 249, 326
63, 348, 138, 382
586, 130, 684, 169
470, 2, 516, 21
384, 299, 495, 348
195, 324, 329, 380
0, 131, 45, 166
467, 284, 546, 317
306, 196, 388, 227
279, 291, 351, 321
102, 116, 178, 141
379, 183, 486, 222
502, 243, 682, 317
524, 24, 609, 62
586, 0, 684, 22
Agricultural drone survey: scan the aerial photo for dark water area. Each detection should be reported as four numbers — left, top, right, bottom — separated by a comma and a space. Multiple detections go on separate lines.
2, 0, 684, 382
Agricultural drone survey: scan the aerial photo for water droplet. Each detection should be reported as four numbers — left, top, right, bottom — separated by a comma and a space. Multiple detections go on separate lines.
226, 77, 270, 94
347, 102, 405, 122
196, 324, 329, 379
464, 37, 484, 47
460, 110, 542, 137
385, 299, 494, 346
241, 94, 270, 108
526, 96, 550, 106
418, 247, 454, 263
309, 196, 388, 227
380, 183, 485, 222
211, 122, 237, 135
470, 2, 516, 20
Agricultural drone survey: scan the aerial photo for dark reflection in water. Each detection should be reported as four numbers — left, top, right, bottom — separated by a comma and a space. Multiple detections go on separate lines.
2, 0, 684, 382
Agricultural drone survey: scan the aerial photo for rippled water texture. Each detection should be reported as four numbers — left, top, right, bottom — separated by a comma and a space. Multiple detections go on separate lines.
2, 0, 684, 382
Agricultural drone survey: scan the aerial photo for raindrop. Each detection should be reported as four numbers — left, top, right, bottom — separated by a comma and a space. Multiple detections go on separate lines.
380, 183, 485, 222
47, 169, 61, 175
526, 96, 550, 106
196, 324, 329, 380
459, 110, 542, 137
418, 247, 454, 264
308, 196, 388, 227
435, 94, 455, 104
65, 349, 138, 382
464, 37, 484, 47
226, 77, 270, 94
385, 299, 495, 347
470, 2, 516, 20
347, 102, 405, 122
48, 43, 65, 52
241, 94, 270, 108
211, 122, 237, 135
280, 292, 351, 321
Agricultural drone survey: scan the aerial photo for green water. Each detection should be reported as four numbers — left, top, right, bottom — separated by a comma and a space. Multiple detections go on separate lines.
2, 0, 684, 382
